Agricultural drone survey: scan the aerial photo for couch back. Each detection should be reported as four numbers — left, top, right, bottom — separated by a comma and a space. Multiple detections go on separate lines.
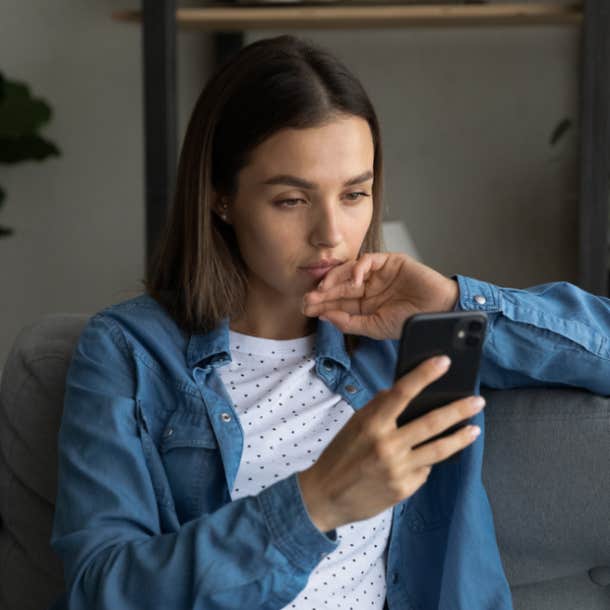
1, 314, 609, 610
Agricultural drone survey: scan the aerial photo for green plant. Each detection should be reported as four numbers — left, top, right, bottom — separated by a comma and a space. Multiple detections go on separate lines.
0, 71, 60, 237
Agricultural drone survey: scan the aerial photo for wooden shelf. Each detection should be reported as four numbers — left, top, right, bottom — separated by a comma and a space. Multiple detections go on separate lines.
112, 3, 583, 30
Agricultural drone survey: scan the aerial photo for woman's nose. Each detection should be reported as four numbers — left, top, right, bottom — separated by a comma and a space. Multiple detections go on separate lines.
311, 208, 343, 247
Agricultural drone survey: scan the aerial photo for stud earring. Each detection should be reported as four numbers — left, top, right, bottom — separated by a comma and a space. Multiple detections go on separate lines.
218, 198, 229, 221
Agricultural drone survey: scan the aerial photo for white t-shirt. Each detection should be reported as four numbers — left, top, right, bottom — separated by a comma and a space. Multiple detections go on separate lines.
218, 329, 393, 610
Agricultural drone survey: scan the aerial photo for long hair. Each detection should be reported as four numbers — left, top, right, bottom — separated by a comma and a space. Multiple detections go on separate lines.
144, 34, 385, 356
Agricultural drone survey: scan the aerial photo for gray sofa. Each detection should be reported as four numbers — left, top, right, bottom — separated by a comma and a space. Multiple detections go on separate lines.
0, 313, 609, 610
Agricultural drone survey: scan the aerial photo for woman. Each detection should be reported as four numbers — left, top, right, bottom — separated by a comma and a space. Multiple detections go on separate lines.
50, 35, 610, 610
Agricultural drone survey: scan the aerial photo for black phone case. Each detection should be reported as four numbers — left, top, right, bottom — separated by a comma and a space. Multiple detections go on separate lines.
394, 311, 488, 447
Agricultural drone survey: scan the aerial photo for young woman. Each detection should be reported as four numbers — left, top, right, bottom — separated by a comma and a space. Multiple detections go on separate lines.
50, 35, 610, 610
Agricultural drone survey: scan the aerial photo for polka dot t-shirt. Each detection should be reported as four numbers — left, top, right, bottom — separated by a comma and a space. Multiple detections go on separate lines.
217, 329, 393, 610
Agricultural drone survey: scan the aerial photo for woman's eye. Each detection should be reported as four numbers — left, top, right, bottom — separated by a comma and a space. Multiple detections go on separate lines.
276, 192, 370, 208
276, 198, 304, 208
346, 191, 370, 201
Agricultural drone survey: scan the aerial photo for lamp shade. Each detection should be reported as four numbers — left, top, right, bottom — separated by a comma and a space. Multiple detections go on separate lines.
381, 220, 421, 261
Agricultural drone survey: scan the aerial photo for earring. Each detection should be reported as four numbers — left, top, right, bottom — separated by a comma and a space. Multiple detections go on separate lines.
219, 198, 229, 222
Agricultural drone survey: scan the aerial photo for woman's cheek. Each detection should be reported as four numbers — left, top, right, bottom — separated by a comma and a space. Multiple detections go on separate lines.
252, 224, 290, 263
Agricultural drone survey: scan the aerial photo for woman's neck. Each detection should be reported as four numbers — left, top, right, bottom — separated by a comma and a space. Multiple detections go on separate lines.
231, 276, 318, 339
229, 314, 317, 340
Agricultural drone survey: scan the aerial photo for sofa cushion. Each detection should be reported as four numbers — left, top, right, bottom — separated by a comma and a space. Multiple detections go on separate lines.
481, 387, 610, 593
0, 314, 89, 610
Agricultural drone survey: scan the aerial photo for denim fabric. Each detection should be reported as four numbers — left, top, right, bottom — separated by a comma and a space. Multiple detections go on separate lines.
49, 275, 610, 610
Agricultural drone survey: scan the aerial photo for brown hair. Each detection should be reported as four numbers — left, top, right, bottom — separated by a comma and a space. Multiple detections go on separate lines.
143, 34, 385, 356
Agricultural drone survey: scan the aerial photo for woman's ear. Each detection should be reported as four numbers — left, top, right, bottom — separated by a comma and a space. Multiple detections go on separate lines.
213, 194, 231, 223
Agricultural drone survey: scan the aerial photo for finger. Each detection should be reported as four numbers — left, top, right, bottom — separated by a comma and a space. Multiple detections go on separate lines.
303, 292, 363, 316
350, 253, 388, 288
407, 422, 481, 470
384, 356, 452, 421
402, 393, 485, 450
303, 253, 385, 308
315, 260, 357, 292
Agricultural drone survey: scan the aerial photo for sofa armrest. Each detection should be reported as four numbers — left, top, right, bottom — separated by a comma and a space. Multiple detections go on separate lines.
481, 387, 610, 588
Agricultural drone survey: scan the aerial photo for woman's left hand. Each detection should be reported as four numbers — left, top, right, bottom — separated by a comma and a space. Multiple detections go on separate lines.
301, 252, 460, 340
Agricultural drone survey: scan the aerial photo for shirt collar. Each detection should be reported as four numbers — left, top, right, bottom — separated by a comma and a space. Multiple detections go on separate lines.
186, 317, 351, 371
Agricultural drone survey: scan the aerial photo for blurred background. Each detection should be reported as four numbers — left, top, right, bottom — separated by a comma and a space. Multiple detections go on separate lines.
0, 0, 599, 368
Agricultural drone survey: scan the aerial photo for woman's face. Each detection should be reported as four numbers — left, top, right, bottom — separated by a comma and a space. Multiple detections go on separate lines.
222, 114, 375, 313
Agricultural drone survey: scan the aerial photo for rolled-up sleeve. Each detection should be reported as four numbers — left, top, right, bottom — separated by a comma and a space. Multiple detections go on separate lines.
50, 314, 339, 610
451, 275, 610, 397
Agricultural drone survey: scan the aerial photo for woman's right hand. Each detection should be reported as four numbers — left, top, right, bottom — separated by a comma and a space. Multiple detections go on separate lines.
297, 355, 486, 533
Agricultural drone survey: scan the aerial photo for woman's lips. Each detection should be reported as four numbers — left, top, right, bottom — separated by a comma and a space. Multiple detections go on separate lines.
300, 265, 335, 279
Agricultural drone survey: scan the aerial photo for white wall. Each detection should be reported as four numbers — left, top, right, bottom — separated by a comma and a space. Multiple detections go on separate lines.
0, 0, 213, 368
0, 2, 581, 368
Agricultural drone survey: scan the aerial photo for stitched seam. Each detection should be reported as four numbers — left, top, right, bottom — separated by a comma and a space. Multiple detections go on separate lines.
131, 350, 199, 396
259, 488, 309, 573
99, 314, 200, 397
501, 292, 610, 359
460, 278, 502, 310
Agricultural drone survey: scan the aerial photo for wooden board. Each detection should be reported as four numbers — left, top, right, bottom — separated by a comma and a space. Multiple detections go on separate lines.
113, 3, 583, 30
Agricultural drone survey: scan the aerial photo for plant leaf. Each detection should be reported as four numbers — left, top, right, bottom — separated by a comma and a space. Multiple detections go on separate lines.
0, 224, 15, 238
0, 79, 52, 136
0, 134, 60, 163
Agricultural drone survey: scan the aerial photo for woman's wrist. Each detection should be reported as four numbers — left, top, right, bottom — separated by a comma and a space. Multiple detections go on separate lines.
297, 469, 338, 534
443, 277, 460, 311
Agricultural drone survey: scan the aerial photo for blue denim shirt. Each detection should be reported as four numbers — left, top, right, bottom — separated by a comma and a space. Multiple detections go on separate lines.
49, 275, 610, 610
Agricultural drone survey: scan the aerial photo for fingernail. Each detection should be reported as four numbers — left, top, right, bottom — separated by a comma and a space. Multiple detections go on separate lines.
317, 280, 325, 290
472, 396, 486, 409
436, 355, 451, 369
469, 426, 481, 438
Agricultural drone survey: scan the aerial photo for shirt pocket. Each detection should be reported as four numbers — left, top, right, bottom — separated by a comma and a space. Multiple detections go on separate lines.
159, 411, 227, 523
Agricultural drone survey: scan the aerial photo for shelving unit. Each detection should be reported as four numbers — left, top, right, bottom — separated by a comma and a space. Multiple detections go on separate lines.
114, 3, 583, 29
115, 1, 610, 296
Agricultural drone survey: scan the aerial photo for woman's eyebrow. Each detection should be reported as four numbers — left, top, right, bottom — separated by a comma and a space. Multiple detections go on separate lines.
261, 170, 374, 189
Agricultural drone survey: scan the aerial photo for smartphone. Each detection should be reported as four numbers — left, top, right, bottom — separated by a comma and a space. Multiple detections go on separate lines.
394, 311, 488, 448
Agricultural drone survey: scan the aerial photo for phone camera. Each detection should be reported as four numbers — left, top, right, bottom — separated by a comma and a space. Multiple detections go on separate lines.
469, 321, 483, 332
466, 336, 479, 347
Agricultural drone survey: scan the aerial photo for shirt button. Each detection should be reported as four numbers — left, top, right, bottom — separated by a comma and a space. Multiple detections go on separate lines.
323, 360, 334, 371
400, 505, 406, 515
221, 413, 232, 422
474, 295, 487, 305
345, 384, 358, 394
163, 427, 174, 438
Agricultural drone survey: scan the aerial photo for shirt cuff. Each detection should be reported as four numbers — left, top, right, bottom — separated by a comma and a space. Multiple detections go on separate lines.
450, 274, 503, 313
257, 472, 339, 573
